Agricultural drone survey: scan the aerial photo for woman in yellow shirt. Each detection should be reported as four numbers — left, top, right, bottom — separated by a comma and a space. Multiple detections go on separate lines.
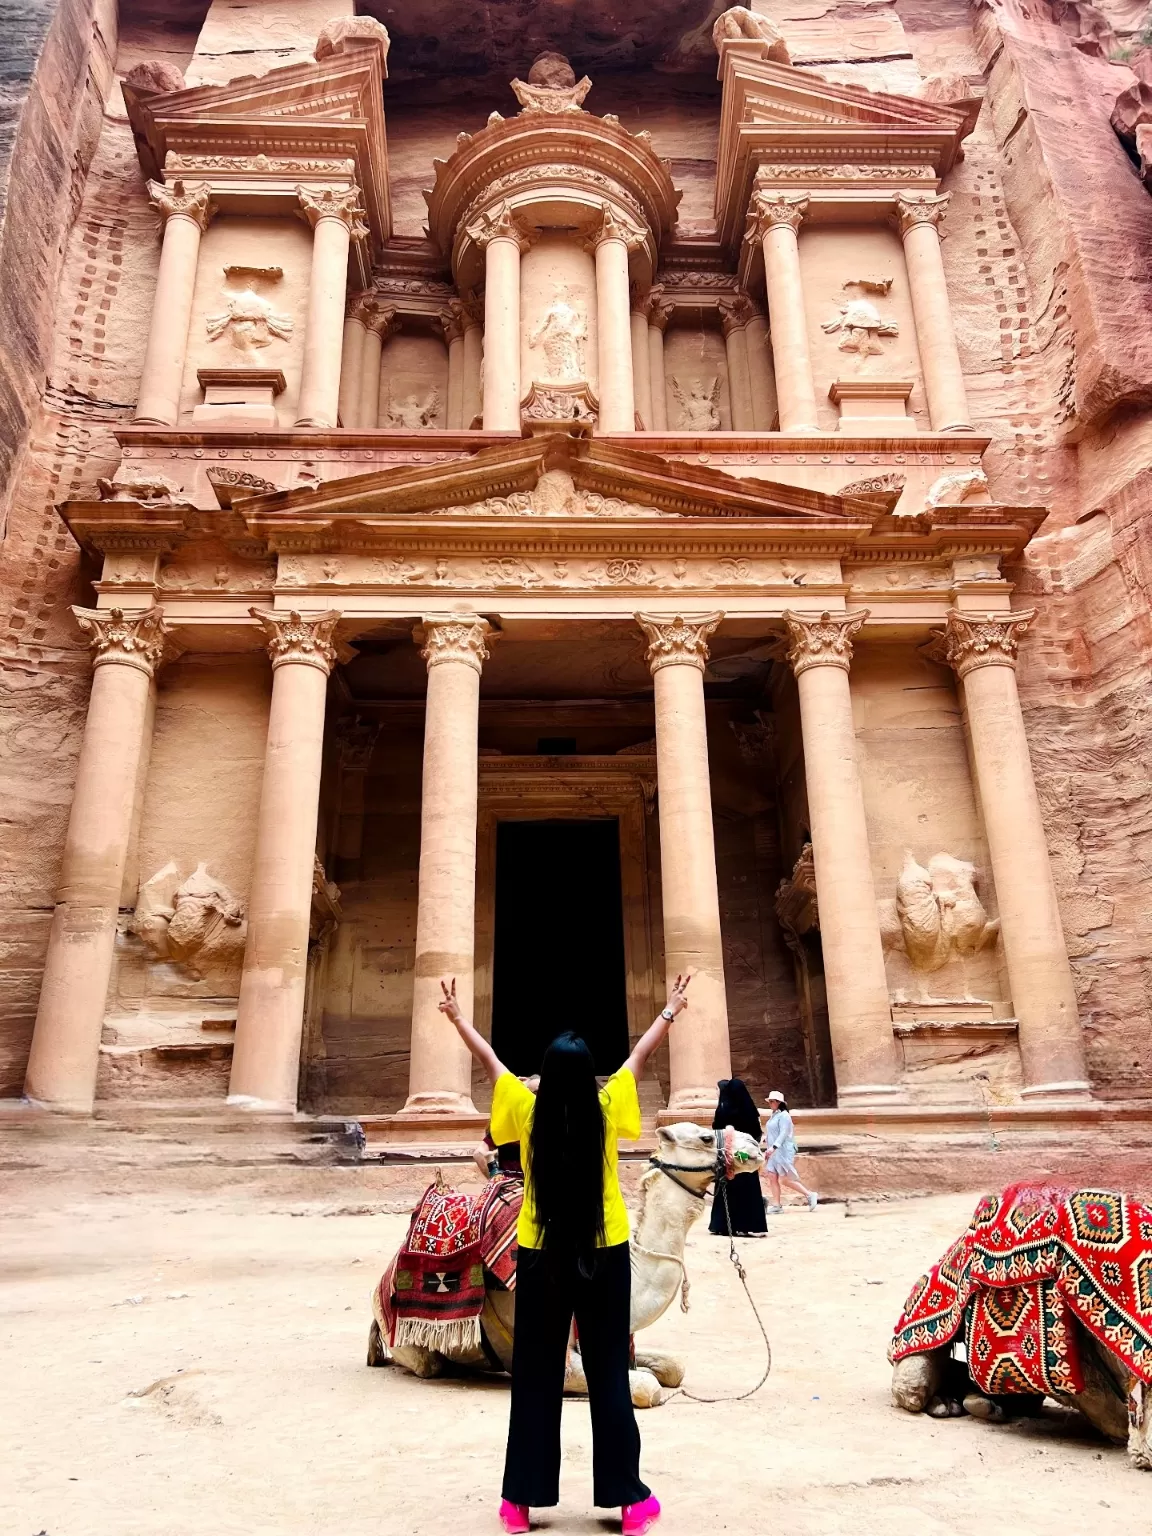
437, 973, 691, 1536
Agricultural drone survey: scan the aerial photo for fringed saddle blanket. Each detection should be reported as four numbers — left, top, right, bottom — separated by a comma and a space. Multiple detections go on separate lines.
374, 1176, 523, 1353
890, 1184, 1152, 1394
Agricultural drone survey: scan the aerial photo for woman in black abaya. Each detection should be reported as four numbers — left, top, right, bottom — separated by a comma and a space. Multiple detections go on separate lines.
708, 1078, 767, 1237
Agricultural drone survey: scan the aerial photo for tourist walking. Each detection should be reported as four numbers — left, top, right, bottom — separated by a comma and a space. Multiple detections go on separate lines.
708, 1078, 768, 1236
438, 973, 691, 1536
762, 1091, 818, 1212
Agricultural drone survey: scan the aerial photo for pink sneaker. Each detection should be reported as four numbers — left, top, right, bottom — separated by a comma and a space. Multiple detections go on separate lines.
623, 1495, 661, 1535
499, 1500, 530, 1534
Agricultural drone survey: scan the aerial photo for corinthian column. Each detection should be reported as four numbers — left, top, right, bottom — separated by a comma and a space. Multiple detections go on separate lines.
630, 286, 655, 430
295, 186, 368, 428
467, 203, 528, 431
937, 611, 1089, 1098
399, 615, 491, 1118
748, 192, 818, 434
441, 300, 466, 429
24, 607, 167, 1111
589, 208, 645, 431
461, 299, 484, 429
894, 192, 972, 433
359, 301, 397, 430
783, 611, 903, 1105
338, 296, 369, 427
743, 307, 775, 430
648, 291, 671, 431
635, 613, 731, 1118
134, 181, 216, 427
229, 610, 340, 1110
719, 295, 755, 431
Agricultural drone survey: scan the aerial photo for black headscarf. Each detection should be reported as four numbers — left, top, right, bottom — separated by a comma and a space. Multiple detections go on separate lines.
713, 1077, 762, 1141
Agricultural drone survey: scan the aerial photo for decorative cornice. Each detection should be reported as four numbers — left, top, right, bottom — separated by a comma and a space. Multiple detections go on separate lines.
585, 205, 647, 253
418, 614, 491, 674
296, 184, 369, 239
464, 199, 532, 253
934, 608, 1035, 678
635, 611, 723, 674
147, 178, 216, 232
893, 190, 951, 239
747, 191, 808, 239
783, 609, 868, 675
250, 607, 340, 672
73, 605, 168, 675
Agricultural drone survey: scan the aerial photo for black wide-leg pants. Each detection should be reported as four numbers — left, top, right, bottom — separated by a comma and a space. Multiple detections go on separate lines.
502, 1241, 650, 1509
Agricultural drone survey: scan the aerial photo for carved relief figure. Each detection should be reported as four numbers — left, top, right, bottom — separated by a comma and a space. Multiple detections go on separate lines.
821, 279, 899, 359
879, 852, 999, 972
925, 468, 989, 508
206, 266, 293, 352
670, 375, 721, 430
528, 294, 588, 383
382, 389, 442, 428
132, 862, 248, 980
510, 51, 593, 115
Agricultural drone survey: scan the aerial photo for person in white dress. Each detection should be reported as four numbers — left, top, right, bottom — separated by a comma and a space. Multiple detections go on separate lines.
761, 1091, 818, 1212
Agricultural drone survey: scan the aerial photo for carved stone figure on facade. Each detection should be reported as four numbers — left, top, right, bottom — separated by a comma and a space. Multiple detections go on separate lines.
822, 279, 899, 359
132, 861, 248, 980
712, 6, 792, 64
528, 294, 588, 382
671, 375, 721, 431
925, 467, 989, 508
382, 388, 442, 428
510, 51, 593, 115
879, 851, 999, 972
206, 267, 293, 353
96, 470, 183, 504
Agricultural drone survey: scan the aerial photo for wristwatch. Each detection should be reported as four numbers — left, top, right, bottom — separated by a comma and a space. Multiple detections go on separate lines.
661, 1006, 675, 1022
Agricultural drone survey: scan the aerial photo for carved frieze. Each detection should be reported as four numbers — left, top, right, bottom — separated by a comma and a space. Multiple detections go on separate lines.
166, 153, 357, 176
72, 605, 167, 675
755, 164, 935, 182
635, 612, 723, 674
520, 381, 598, 433
159, 559, 276, 592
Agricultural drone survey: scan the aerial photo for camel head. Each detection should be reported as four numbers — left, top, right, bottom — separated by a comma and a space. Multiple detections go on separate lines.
653, 1122, 765, 1194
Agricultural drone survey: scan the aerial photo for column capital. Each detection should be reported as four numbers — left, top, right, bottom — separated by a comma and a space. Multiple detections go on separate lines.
296, 184, 369, 240
718, 293, 756, 335
783, 609, 869, 675
417, 614, 491, 674
648, 288, 674, 333
465, 200, 531, 253
250, 608, 341, 673
935, 608, 1036, 678
147, 178, 216, 232
72, 605, 168, 676
334, 715, 382, 772
893, 190, 951, 239
630, 283, 656, 320
636, 611, 723, 674
440, 298, 465, 344
584, 205, 647, 254
461, 297, 484, 331
747, 191, 808, 240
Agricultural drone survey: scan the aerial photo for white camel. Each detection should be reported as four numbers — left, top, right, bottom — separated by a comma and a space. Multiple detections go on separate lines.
369, 1122, 765, 1407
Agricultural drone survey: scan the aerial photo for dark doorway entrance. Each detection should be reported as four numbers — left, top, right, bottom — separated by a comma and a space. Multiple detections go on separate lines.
491, 819, 629, 1075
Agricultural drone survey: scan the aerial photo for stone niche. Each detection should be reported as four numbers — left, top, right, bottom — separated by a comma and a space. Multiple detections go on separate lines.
378, 330, 449, 429
98, 655, 270, 1103
799, 224, 928, 434
521, 233, 600, 401
663, 325, 732, 431
179, 215, 312, 428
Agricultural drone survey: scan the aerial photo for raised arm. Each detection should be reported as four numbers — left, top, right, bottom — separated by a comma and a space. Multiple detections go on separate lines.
438, 978, 508, 1086
624, 974, 691, 1081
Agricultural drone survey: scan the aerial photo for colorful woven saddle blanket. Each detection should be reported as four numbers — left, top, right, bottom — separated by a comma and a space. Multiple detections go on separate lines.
374, 1176, 523, 1353
889, 1184, 1152, 1394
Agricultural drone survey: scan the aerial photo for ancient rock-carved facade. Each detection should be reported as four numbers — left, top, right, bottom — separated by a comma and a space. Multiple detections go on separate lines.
10, 1, 1147, 1130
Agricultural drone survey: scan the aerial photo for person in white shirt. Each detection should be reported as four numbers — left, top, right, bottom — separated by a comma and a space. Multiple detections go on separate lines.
761, 1091, 818, 1213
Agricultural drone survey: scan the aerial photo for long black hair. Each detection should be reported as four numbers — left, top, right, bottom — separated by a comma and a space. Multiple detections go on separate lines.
527, 1032, 607, 1256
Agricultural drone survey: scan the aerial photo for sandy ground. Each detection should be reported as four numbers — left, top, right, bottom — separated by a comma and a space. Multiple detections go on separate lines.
2, 1179, 1144, 1536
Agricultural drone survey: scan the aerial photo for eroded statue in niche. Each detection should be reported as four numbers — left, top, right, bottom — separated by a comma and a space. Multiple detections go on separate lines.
528, 294, 588, 383
382, 389, 441, 428
879, 851, 999, 972
132, 861, 247, 980
206, 266, 294, 352
671, 375, 721, 431
821, 278, 898, 359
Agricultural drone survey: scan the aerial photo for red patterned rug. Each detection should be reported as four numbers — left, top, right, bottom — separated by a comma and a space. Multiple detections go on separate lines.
890, 1183, 1152, 1394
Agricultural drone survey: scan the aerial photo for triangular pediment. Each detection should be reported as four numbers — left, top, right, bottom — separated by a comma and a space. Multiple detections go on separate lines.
124, 48, 390, 250
732, 61, 969, 134
230, 434, 876, 538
